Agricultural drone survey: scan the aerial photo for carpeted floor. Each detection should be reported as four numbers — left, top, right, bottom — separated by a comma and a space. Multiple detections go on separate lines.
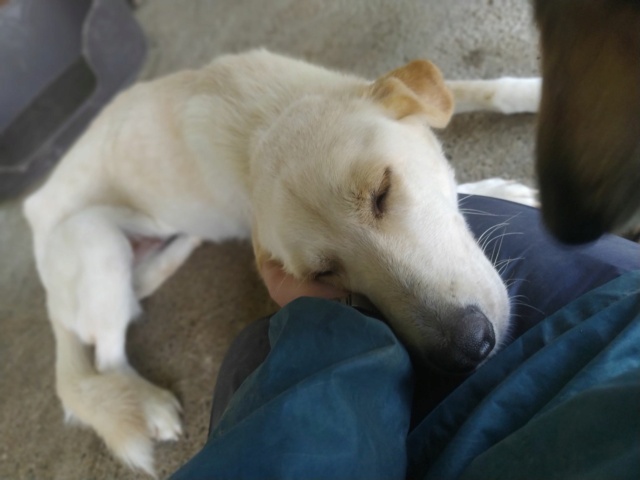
0, 0, 540, 478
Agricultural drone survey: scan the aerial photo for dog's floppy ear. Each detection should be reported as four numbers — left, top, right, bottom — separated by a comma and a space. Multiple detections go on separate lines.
368, 60, 453, 128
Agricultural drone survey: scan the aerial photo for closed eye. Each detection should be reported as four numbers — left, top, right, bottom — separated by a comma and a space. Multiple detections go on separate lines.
313, 270, 334, 280
311, 258, 342, 281
372, 167, 392, 218
374, 188, 389, 217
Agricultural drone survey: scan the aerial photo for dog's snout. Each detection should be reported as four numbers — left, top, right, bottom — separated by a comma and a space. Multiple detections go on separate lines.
428, 306, 496, 374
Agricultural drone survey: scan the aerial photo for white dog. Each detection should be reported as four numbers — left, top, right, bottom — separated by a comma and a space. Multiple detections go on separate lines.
23, 50, 539, 475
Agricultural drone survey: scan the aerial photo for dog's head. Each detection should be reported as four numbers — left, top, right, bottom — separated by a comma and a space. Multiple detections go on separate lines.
535, 0, 640, 243
250, 60, 509, 373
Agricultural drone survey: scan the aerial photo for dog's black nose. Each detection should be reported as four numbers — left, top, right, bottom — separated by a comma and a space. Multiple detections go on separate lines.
429, 306, 496, 374
455, 306, 496, 362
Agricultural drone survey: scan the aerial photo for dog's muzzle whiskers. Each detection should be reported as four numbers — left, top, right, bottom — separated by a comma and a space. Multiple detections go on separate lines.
473, 214, 543, 340
494, 256, 524, 276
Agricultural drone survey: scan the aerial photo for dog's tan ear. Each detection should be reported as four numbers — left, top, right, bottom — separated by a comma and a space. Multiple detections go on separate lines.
369, 60, 454, 128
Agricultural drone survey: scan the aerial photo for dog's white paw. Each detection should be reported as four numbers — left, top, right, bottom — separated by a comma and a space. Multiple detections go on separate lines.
458, 178, 539, 207
110, 378, 182, 476
490, 77, 541, 114
59, 371, 178, 477
145, 394, 183, 442
137, 382, 183, 442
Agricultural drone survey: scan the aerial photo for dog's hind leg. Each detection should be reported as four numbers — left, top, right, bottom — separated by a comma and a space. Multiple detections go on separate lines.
447, 77, 541, 114
132, 235, 202, 300
39, 208, 182, 476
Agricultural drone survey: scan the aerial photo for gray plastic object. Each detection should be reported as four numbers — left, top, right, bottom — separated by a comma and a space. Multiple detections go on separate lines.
0, 0, 146, 199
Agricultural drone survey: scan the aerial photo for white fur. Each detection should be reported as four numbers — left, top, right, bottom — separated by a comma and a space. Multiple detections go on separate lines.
458, 178, 540, 207
23, 50, 538, 475
448, 77, 541, 114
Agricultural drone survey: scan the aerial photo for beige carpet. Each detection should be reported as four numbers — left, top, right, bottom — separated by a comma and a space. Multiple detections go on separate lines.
0, 0, 539, 478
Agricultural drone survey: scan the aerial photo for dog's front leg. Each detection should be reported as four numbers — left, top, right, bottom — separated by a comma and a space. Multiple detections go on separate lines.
37, 207, 182, 476
132, 234, 202, 300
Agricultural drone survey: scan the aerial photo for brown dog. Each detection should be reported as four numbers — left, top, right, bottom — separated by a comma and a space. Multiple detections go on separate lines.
534, 0, 640, 243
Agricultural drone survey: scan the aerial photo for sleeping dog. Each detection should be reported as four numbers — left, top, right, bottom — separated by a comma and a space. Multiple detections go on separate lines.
23, 50, 539, 475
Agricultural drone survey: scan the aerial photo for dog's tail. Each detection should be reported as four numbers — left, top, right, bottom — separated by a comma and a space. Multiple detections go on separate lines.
52, 321, 157, 477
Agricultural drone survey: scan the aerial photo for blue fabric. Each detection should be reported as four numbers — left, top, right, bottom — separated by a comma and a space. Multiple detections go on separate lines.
173, 272, 640, 480
172, 195, 640, 479
408, 269, 640, 480
171, 298, 413, 480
